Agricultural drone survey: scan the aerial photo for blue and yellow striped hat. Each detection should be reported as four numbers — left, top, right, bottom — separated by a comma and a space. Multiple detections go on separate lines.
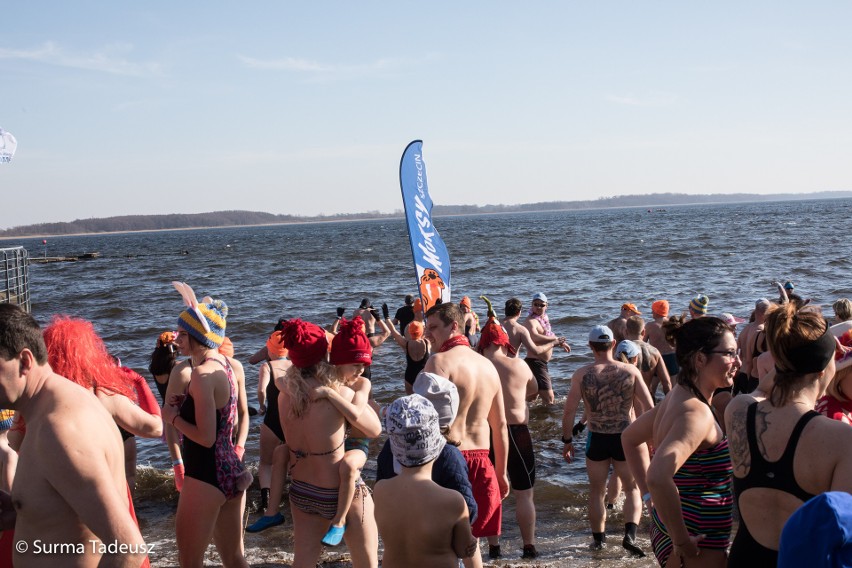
690, 294, 710, 315
0, 409, 15, 431
177, 299, 228, 349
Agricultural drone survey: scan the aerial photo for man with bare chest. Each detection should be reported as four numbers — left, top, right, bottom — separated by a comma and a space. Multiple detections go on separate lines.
0, 304, 147, 568
562, 325, 653, 556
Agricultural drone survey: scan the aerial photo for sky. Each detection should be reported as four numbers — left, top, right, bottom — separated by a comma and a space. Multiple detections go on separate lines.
1, 2, 851, 229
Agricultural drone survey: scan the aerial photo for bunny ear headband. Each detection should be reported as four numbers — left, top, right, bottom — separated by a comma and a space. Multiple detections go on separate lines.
172, 281, 211, 332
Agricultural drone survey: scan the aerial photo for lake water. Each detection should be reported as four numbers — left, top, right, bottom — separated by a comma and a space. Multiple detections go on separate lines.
5, 197, 852, 566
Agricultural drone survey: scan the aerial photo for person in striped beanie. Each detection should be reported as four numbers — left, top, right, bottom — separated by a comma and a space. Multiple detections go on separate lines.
689, 294, 710, 319
177, 299, 228, 348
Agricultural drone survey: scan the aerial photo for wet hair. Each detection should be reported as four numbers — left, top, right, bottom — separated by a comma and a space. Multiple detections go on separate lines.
505, 298, 522, 318
425, 302, 464, 330
0, 304, 47, 364
765, 303, 831, 406
43, 315, 133, 399
663, 315, 733, 402
626, 315, 645, 337
404, 295, 414, 306
283, 361, 339, 418
589, 341, 613, 353
833, 298, 852, 322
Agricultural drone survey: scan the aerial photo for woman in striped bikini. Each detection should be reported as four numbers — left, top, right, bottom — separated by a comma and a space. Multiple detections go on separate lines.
623, 316, 739, 567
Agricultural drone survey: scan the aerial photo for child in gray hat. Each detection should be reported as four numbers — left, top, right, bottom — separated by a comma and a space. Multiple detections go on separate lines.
374, 394, 476, 567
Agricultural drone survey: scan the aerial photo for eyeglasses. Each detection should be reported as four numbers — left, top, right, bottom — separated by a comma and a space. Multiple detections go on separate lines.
706, 349, 738, 361
533, 302, 547, 308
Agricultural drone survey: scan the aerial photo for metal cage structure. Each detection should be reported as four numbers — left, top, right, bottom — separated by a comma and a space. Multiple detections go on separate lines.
1, 246, 30, 313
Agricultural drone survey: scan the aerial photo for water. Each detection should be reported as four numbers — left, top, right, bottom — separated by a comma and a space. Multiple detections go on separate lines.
6, 198, 852, 566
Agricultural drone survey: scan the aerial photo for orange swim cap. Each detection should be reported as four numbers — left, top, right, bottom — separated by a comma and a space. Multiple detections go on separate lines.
652, 300, 670, 317
460, 296, 471, 308
218, 336, 235, 358
408, 320, 424, 340
266, 330, 288, 360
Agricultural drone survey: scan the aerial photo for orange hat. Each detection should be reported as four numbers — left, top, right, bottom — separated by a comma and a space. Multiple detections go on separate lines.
622, 303, 641, 315
157, 331, 176, 348
652, 300, 669, 317
408, 320, 424, 340
460, 296, 471, 308
218, 336, 235, 357
266, 330, 288, 359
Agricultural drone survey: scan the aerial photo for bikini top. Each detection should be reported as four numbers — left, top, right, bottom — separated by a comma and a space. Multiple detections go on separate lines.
733, 402, 820, 502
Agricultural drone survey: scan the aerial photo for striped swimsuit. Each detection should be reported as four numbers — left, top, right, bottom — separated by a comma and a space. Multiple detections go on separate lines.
650, 438, 733, 566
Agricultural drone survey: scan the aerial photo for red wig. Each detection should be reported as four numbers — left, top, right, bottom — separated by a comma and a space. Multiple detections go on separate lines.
43, 315, 133, 400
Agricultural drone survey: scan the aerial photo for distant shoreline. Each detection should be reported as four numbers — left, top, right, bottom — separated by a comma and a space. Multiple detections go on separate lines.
2, 192, 850, 241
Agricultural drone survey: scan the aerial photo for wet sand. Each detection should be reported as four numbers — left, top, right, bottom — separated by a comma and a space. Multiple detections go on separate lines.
136, 469, 659, 568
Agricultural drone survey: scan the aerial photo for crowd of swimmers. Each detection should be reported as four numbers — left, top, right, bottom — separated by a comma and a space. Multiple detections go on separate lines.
1, 278, 852, 566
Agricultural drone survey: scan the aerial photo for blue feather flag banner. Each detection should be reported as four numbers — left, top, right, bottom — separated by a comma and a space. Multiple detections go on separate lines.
399, 140, 451, 312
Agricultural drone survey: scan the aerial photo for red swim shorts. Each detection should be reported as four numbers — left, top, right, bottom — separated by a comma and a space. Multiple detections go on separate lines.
461, 449, 502, 537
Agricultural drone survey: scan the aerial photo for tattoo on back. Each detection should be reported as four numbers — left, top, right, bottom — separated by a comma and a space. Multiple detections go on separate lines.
581, 366, 634, 433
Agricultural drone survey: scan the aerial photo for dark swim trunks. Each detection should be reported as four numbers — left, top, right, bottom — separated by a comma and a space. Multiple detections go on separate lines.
661, 352, 680, 377
524, 358, 552, 392
507, 424, 535, 491
585, 432, 626, 462
462, 449, 502, 538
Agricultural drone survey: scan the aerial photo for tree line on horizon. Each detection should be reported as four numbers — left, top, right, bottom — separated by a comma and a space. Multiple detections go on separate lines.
2, 191, 850, 238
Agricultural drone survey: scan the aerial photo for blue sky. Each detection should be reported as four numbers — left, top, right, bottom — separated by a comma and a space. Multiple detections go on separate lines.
1, 2, 851, 229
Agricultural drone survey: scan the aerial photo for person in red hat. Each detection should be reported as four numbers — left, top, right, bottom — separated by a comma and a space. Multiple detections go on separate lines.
313, 316, 375, 547
478, 299, 541, 559
279, 318, 381, 568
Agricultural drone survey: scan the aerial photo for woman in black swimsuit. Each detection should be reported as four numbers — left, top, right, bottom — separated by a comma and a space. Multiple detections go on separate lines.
725, 303, 852, 566
384, 317, 430, 394
246, 329, 292, 532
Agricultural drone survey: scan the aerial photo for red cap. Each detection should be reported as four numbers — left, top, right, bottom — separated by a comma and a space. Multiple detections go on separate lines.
281, 319, 329, 368
477, 319, 516, 356
330, 317, 373, 366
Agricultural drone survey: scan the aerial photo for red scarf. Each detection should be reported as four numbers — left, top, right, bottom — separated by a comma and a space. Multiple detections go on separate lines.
440, 335, 471, 352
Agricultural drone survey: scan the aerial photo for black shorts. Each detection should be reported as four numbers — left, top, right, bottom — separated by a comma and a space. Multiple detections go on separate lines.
585, 432, 625, 462
524, 358, 552, 392
506, 424, 535, 491
661, 352, 680, 377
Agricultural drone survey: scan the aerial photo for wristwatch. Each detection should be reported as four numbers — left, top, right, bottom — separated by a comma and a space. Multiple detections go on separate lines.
561, 436, 573, 444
